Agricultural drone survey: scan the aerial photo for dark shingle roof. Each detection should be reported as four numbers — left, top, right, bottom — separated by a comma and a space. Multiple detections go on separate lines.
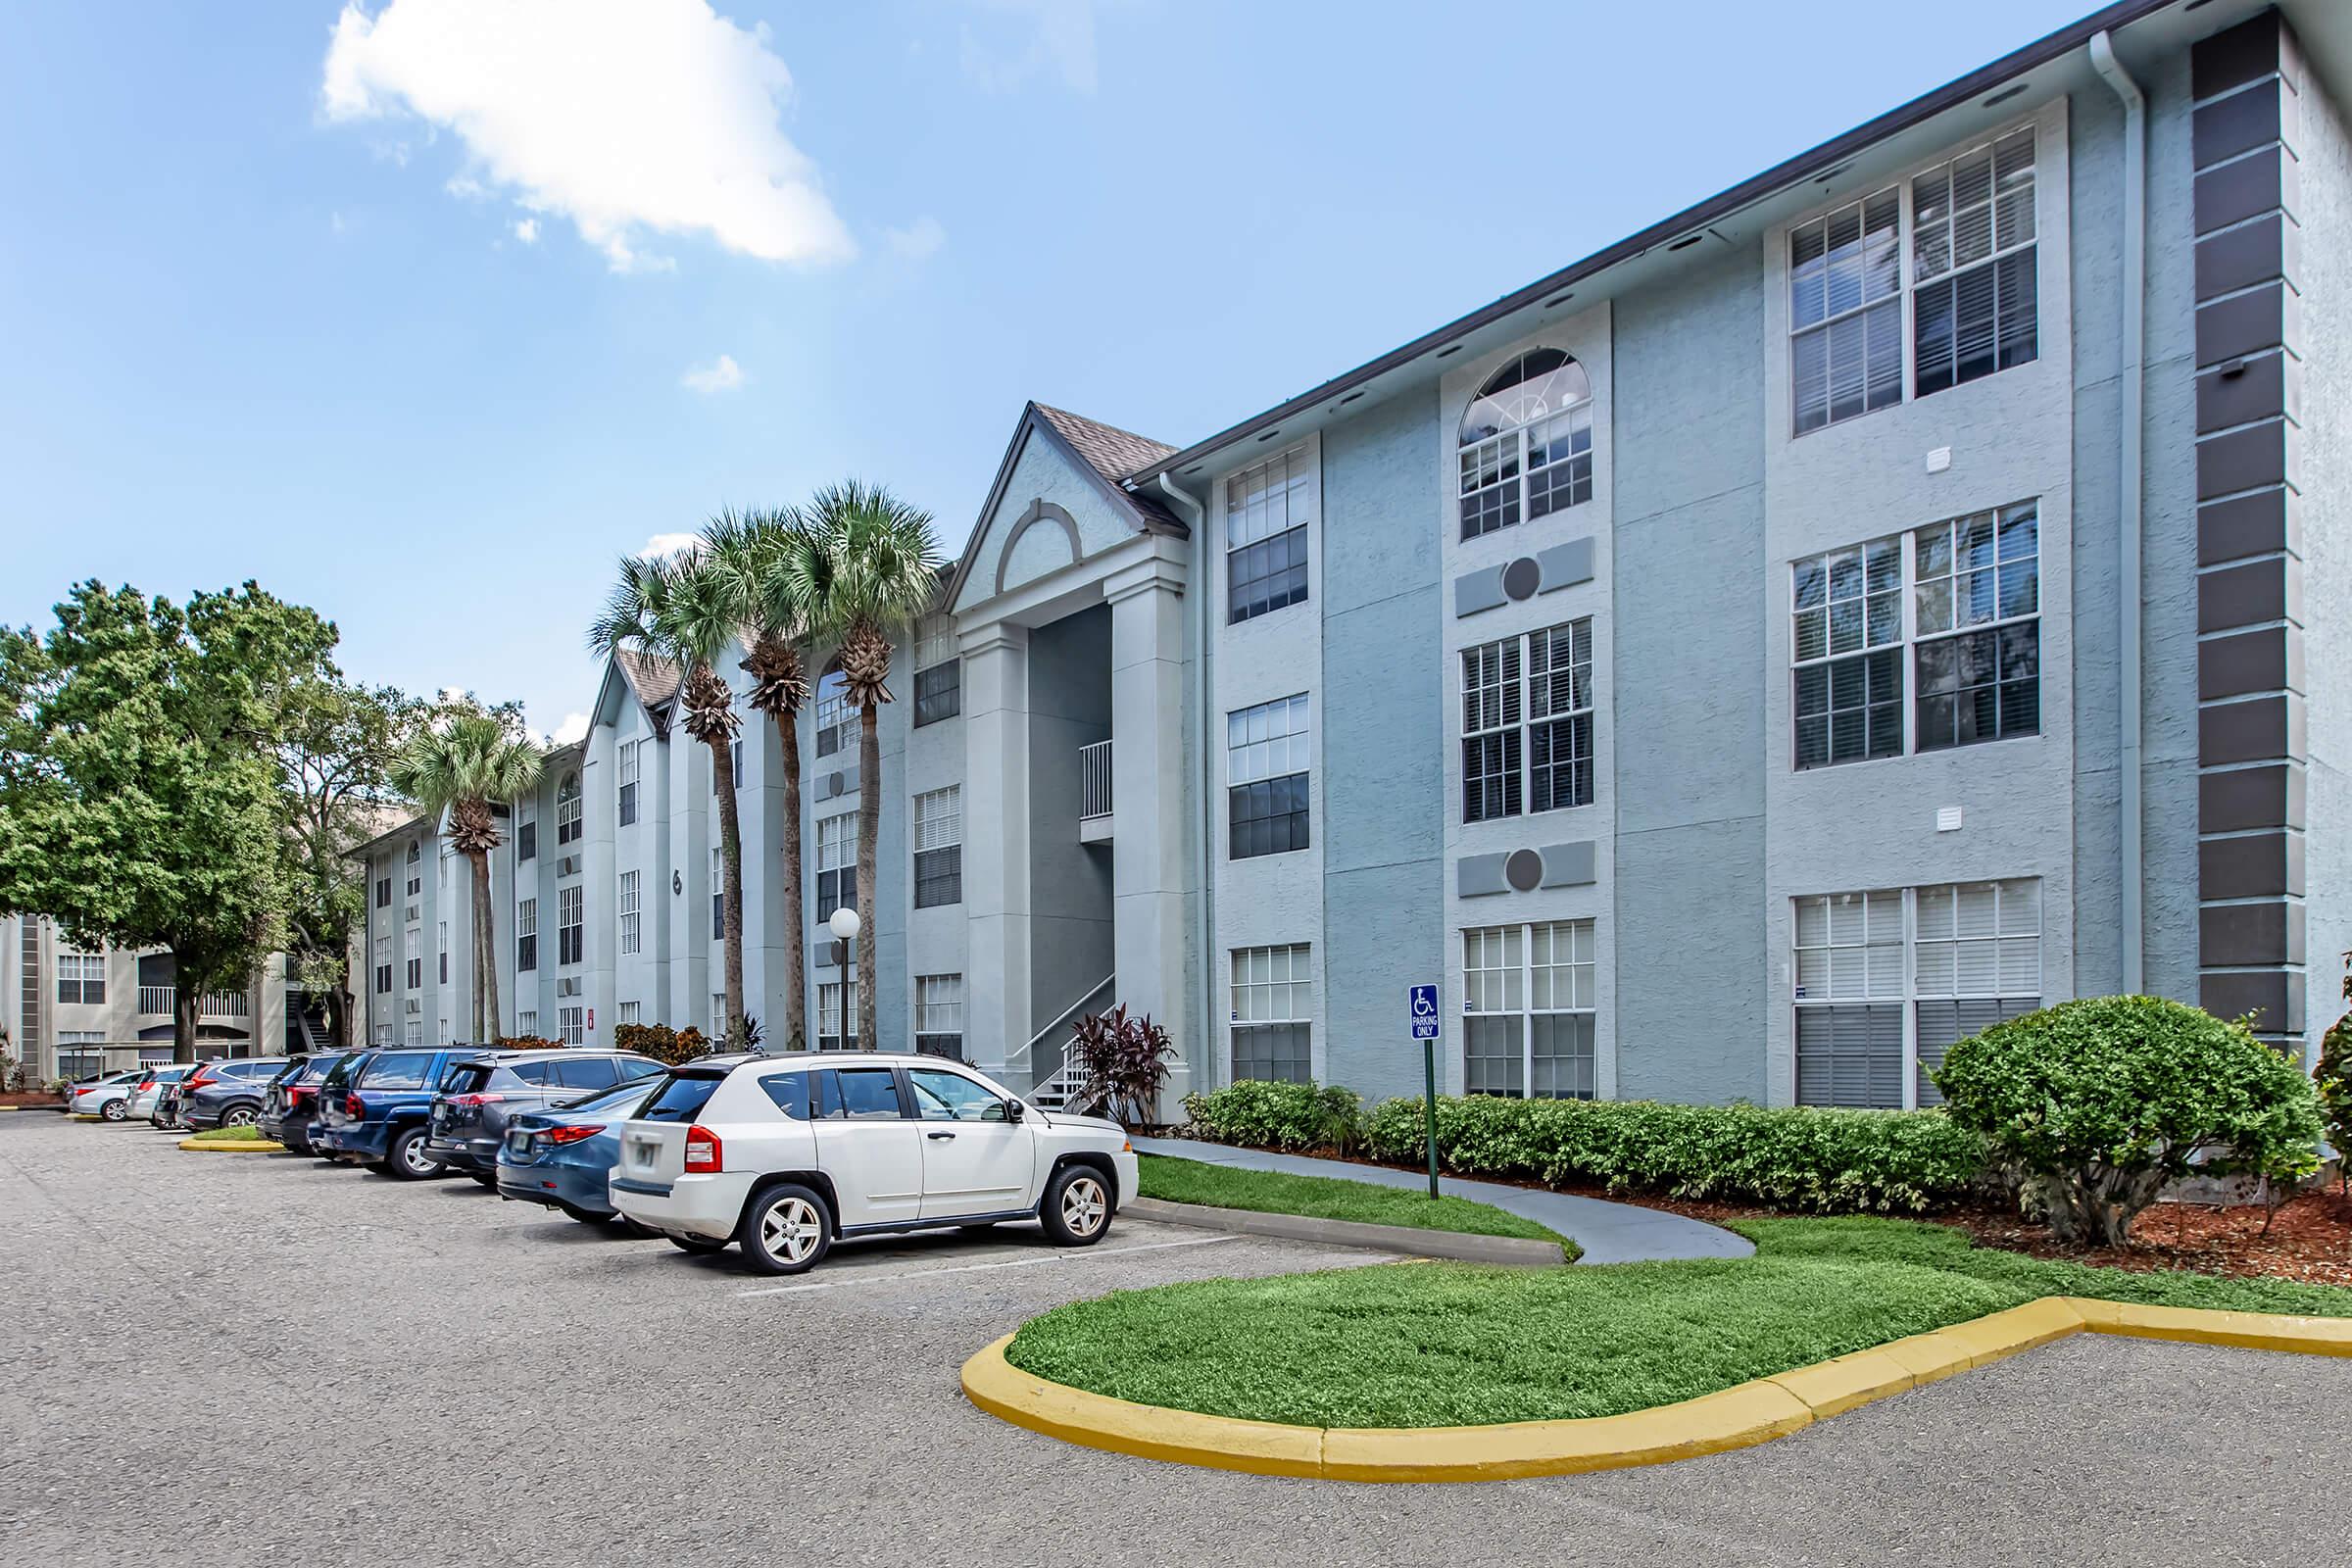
613, 649, 680, 710
1033, 404, 1176, 486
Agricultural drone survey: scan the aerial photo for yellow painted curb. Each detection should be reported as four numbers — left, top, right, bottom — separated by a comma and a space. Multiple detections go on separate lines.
68, 1112, 109, 1122
177, 1138, 286, 1153
962, 1295, 2352, 1483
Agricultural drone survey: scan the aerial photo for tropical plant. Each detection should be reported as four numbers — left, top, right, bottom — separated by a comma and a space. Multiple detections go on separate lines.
802, 481, 943, 1050
2319, 953, 2352, 1197
390, 709, 543, 1042
1067, 1004, 1175, 1129
708, 508, 821, 1052
590, 548, 752, 1046
1933, 995, 2324, 1248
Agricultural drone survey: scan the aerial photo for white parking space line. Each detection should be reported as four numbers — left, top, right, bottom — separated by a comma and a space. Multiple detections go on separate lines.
733, 1233, 1239, 1298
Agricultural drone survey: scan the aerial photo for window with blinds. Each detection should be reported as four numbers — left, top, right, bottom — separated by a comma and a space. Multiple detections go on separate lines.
913, 787, 962, 907
1231, 945, 1311, 1083
1226, 446, 1312, 624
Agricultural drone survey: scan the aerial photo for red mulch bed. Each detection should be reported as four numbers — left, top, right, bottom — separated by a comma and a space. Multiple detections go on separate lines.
0, 1092, 62, 1109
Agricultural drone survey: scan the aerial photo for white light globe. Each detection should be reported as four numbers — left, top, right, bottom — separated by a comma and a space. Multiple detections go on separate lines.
828, 906, 861, 941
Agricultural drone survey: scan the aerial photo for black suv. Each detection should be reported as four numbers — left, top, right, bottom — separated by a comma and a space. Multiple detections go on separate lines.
425, 1050, 665, 1183
258, 1053, 352, 1153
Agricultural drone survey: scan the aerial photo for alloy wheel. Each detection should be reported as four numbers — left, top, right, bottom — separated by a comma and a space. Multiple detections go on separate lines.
1059, 1175, 1107, 1239
759, 1196, 824, 1266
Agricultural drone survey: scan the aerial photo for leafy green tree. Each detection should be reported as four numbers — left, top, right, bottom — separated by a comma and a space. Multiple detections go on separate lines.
2318, 954, 2352, 1197
803, 482, 943, 1050
391, 710, 543, 1042
591, 548, 752, 1046
0, 582, 305, 1062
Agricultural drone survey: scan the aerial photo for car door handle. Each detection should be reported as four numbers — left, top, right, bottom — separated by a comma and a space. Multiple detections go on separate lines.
926, 1131, 956, 1141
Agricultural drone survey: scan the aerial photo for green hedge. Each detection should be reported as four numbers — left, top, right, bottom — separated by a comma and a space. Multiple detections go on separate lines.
1184, 1078, 1987, 1214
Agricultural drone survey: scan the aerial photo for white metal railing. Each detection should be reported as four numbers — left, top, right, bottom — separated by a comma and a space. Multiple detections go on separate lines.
1079, 739, 1112, 820
137, 987, 175, 1015
1023, 973, 1115, 1110
200, 992, 249, 1019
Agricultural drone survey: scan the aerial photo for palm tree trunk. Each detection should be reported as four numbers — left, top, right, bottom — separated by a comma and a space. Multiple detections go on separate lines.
468, 846, 497, 1042
712, 736, 747, 1045
776, 707, 807, 1052
857, 702, 880, 1051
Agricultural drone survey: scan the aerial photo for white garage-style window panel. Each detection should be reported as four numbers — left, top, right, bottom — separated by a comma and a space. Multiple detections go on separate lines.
1912, 880, 2041, 1106
1458, 349, 1593, 541
912, 787, 962, 908
710, 847, 724, 940
515, 1010, 537, 1037
915, 973, 963, 1061
1791, 889, 1905, 1109
1226, 445, 1313, 624
1463, 921, 1595, 1101
1230, 945, 1311, 1083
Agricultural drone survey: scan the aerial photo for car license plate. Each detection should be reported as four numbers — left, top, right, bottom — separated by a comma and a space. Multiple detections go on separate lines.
507, 1131, 531, 1156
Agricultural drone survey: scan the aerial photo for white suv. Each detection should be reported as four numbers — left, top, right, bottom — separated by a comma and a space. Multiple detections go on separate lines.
608, 1053, 1139, 1275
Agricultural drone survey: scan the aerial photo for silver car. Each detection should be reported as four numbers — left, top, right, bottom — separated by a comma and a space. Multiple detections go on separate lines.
124, 1065, 194, 1123
67, 1070, 146, 1121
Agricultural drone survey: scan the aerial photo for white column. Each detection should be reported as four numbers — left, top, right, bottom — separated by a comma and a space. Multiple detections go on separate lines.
1104, 547, 1196, 1108
961, 622, 1033, 1081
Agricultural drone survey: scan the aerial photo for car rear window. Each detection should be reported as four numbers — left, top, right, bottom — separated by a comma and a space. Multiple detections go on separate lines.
505, 1059, 562, 1087
637, 1072, 724, 1123
227, 1059, 285, 1079
298, 1055, 340, 1084
558, 1079, 659, 1114
441, 1062, 494, 1096
759, 1072, 812, 1120
358, 1052, 435, 1090
615, 1056, 665, 1081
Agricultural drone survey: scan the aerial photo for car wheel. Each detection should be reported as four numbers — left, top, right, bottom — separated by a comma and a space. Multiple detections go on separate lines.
1040, 1164, 1113, 1248
666, 1234, 730, 1256
222, 1104, 259, 1128
384, 1126, 443, 1181
737, 1183, 832, 1276
99, 1099, 127, 1122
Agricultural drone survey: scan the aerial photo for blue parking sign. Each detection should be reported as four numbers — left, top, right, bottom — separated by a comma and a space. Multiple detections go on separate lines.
1409, 984, 1440, 1040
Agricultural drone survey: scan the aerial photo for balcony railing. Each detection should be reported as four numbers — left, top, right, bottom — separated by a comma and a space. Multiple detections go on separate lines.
1079, 739, 1113, 822
137, 986, 175, 1015
200, 992, 249, 1019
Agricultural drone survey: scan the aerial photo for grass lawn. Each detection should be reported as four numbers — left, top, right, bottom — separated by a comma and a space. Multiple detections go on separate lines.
1136, 1154, 1574, 1253
1004, 1214, 2352, 1429
186, 1123, 271, 1143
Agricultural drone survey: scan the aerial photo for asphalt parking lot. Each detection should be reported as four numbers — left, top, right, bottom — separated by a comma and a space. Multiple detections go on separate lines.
4, 1110, 2348, 1568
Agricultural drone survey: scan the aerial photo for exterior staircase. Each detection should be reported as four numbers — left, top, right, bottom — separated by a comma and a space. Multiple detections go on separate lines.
1022, 974, 1113, 1113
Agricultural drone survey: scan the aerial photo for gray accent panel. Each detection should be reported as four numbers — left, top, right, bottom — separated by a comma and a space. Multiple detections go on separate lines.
2194, 145, 2297, 234
2198, 488, 2301, 566
1452, 565, 1507, 618
2199, 762, 2305, 833
2198, 557, 2301, 631
2191, 12, 2297, 99
2194, 351, 2292, 433
2200, 969, 2304, 1036
2200, 901, 2305, 967
1500, 557, 1543, 602
1503, 848, 1544, 892
2198, 695, 2302, 766
2194, 282, 2297, 365
2200, 830, 2305, 900
814, 765, 858, 804
1538, 841, 1595, 888
1537, 537, 1595, 593
2193, 80, 2284, 167
2197, 626, 2301, 701
2195, 213, 2291, 298
2195, 419, 2295, 499
1457, 853, 1510, 898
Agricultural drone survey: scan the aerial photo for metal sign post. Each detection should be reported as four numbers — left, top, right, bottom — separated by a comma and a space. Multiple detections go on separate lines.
1409, 984, 1440, 1200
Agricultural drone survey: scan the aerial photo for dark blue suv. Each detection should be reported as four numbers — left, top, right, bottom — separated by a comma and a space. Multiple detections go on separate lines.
312, 1047, 482, 1179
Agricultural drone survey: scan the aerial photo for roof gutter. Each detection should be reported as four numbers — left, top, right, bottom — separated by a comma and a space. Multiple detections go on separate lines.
1127, 0, 2178, 487
2090, 28, 2147, 994
1152, 470, 1216, 1099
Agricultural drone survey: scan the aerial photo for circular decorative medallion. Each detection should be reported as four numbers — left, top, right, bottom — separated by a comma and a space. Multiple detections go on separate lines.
1504, 848, 1544, 892
1501, 557, 1544, 601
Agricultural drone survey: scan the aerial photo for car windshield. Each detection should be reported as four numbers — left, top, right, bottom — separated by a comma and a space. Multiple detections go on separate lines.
267, 1059, 307, 1086
636, 1072, 724, 1123
555, 1080, 658, 1114
298, 1055, 341, 1084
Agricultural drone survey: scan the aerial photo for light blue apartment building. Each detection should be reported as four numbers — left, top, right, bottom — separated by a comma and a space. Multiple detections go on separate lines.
362, 0, 2347, 1115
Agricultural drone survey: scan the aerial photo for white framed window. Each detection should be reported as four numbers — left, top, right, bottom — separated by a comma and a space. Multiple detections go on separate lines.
617, 1001, 640, 1026
1227, 693, 1310, 860
1462, 921, 1596, 1100
618, 870, 641, 956
1462, 619, 1592, 821
55, 951, 106, 1005
515, 899, 538, 972
372, 1023, 393, 1046
1789, 127, 2038, 434
516, 797, 537, 861
617, 740, 640, 826
814, 672, 851, 758
816, 981, 856, 1051
559, 1004, 585, 1047
437, 1018, 453, 1045
1230, 945, 1311, 1083
1458, 350, 1593, 541
516, 1010, 538, 1036
1791, 881, 2041, 1109
404, 926, 420, 991
816, 812, 857, 922
439, 851, 449, 889
914, 616, 960, 726
556, 773, 582, 845
710, 847, 724, 940
558, 885, 583, 967
437, 921, 449, 987
915, 973, 963, 1060
405, 1018, 424, 1046
913, 787, 961, 908
711, 992, 726, 1036
1792, 536, 1903, 768
372, 933, 392, 995
1225, 445, 1313, 623
406, 841, 420, 867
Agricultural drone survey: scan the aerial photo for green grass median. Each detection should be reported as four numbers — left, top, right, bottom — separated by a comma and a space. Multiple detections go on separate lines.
1006, 1214, 2352, 1430
1136, 1153, 1573, 1252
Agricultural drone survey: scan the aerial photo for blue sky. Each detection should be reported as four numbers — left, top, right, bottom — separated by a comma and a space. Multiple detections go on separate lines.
1, 0, 2096, 742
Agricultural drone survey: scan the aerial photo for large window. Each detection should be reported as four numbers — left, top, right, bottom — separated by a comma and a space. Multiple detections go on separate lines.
816, 812, 857, 922
1462, 619, 1593, 821
618, 870, 641, 956
1230, 945, 1311, 1083
516, 799, 536, 861
55, 951, 106, 1005
373, 934, 392, 996
710, 847, 723, 940
1462, 921, 1595, 1100
1791, 537, 1902, 767
814, 672, 850, 759
1458, 350, 1592, 540
437, 921, 449, 986
914, 973, 963, 1060
1226, 446, 1312, 623
617, 741, 639, 826
404, 927, 420, 991
556, 774, 581, 846
1792, 880, 2040, 1109
817, 981, 857, 1052
559, 1004, 585, 1047
914, 617, 960, 726
913, 787, 962, 907
1789, 128, 2037, 434
559, 885, 583, 967
1227, 694, 1309, 859
515, 899, 537, 972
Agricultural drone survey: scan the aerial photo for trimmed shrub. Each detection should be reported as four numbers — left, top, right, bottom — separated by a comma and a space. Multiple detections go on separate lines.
496, 1034, 564, 1052
2320, 1013, 2352, 1197
1184, 1080, 1367, 1154
1933, 995, 2324, 1248
612, 1022, 713, 1066
1357, 1094, 1985, 1214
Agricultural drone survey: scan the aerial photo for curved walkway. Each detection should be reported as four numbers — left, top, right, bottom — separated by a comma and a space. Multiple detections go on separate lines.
1131, 1137, 1752, 1264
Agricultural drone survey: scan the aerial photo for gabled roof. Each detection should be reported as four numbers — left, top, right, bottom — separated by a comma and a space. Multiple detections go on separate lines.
613, 649, 680, 710
1033, 404, 1177, 486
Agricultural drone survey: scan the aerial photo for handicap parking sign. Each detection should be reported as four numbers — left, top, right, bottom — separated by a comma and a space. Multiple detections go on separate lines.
1409, 984, 1440, 1040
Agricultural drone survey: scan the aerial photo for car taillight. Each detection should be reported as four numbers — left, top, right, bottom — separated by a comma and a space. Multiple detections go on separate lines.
543, 1124, 604, 1146
448, 1093, 506, 1106
345, 1094, 365, 1118
684, 1125, 722, 1172
289, 1087, 314, 1103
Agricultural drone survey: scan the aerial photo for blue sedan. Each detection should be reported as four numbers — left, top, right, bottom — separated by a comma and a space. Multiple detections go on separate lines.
495, 1078, 660, 1226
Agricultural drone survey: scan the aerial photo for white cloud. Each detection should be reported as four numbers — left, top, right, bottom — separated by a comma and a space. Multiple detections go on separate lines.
636, 532, 702, 560
958, 0, 1101, 95
550, 711, 590, 745
320, 0, 856, 271
512, 216, 539, 244
680, 353, 745, 394
884, 216, 945, 260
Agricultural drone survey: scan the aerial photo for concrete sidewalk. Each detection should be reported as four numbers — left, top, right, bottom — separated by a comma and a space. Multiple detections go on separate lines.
1131, 1137, 1753, 1264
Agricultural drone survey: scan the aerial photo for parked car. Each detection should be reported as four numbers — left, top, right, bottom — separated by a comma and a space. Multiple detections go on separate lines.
607, 1053, 1136, 1275
158, 1057, 286, 1131
123, 1064, 196, 1122
427, 1050, 666, 1185
495, 1076, 664, 1225
68, 1069, 146, 1120
182, 1056, 292, 1131
311, 1047, 481, 1179
259, 1053, 351, 1154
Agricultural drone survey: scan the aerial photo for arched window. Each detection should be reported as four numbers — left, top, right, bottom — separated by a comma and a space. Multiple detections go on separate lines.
556, 774, 582, 846
1457, 349, 1593, 541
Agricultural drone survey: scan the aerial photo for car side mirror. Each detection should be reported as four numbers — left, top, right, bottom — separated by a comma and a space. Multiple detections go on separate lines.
1004, 1099, 1025, 1123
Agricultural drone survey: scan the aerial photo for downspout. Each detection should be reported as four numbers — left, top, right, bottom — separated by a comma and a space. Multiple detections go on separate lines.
2091, 29, 2146, 994
1152, 471, 1216, 1092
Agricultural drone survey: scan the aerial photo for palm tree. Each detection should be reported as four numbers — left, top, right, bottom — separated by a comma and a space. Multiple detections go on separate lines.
804, 481, 943, 1050
590, 548, 752, 1046
707, 507, 821, 1053
392, 710, 543, 1042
